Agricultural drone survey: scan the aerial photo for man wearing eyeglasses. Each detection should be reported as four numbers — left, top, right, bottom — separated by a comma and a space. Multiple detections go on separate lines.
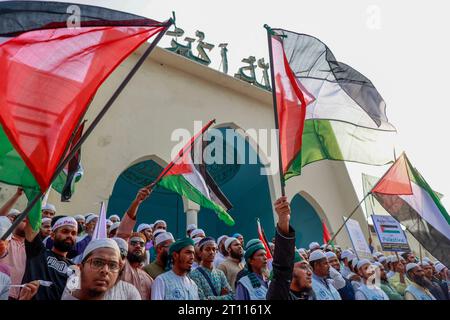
116, 186, 155, 299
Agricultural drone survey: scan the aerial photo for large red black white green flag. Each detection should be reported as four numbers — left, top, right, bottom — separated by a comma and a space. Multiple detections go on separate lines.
371, 153, 450, 267
0, 1, 170, 230
268, 28, 397, 180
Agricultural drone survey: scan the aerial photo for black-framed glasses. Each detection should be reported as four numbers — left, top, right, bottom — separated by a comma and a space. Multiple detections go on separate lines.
87, 258, 120, 273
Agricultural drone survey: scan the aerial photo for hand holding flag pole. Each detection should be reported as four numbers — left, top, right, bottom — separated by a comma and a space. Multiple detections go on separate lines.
1, 19, 173, 241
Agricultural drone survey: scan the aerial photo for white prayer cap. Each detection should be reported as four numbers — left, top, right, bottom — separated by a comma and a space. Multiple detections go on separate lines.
356, 259, 371, 270
406, 263, 419, 273
373, 252, 383, 258
193, 237, 202, 246
325, 251, 337, 260
419, 261, 430, 267
390, 255, 400, 263
309, 242, 320, 251
137, 223, 152, 233
41, 217, 52, 225
153, 220, 167, 227
153, 229, 165, 239
435, 263, 447, 274
7, 209, 20, 217
109, 222, 120, 232
52, 216, 78, 232
190, 228, 205, 239
112, 237, 128, 256
433, 260, 442, 267
217, 235, 228, 245
106, 219, 113, 227
299, 248, 307, 255
109, 214, 120, 221
309, 250, 327, 262
42, 203, 56, 213
378, 256, 387, 264
0, 216, 12, 241
224, 237, 238, 251
74, 215, 85, 222
82, 238, 120, 262
373, 262, 383, 268
320, 244, 326, 249
85, 214, 99, 224
351, 257, 359, 268
187, 224, 197, 232
422, 257, 432, 264
341, 250, 355, 261
155, 232, 175, 246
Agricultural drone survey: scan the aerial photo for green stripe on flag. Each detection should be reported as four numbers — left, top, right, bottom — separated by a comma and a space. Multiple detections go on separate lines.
0, 125, 42, 231
158, 174, 235, 226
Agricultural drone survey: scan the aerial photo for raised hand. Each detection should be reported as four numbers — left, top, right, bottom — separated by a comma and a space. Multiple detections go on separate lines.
274, 196, 290, 235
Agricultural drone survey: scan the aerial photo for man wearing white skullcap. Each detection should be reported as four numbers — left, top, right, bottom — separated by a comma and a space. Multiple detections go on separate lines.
309, 250, 342, 300
339, 250, 355, 279
421, 260, 448, 300
373, 260, 403, 300
308, 242, 320, 252
108, 222, 120, 238
433, 263, 450, 299
190, 228, 206, 239
186, 224, 197, 237
152, 220, 167, 232
217, 237, 244, 291
22, 216, 78, 300
144, 232, 174, 279
109, 215, 121, 223
213, 235, 229, 268
39, 218, 52, 239
404, 263, 436, 300
6, 209, 20, 223
354, 260, 389, 300
73, 215, 86, 236
388, 254, 411, 297
136, 223, 153, 265
41, 203, 56, 219
326, 251, 355, 300
61, 238, 140, 300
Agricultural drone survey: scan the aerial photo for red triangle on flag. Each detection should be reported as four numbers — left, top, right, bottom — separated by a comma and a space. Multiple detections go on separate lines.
372, 154, 413, 195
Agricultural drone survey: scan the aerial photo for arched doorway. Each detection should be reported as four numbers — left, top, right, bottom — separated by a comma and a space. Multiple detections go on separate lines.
197, 126, 275, 243
290, 193, 324, 248
107, 159, 186, 239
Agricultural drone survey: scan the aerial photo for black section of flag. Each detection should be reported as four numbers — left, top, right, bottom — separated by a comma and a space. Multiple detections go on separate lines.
61, 121, 84, 202
0, 1, 164, 37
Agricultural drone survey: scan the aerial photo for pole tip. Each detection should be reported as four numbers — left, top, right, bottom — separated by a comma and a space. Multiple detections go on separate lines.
264, 24, 271, 30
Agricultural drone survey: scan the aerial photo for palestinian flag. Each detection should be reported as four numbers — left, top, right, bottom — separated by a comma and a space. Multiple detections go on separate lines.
157, 120, 235, 226
0, 1, 170, 230
372, 153, 450, 267
380, 224, 400, 234
268, 28, 396, 180
52, 121, 85, 202
257, 218, 273, 260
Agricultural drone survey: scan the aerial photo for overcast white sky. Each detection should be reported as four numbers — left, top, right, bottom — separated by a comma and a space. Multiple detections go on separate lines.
49, 0, 449, 209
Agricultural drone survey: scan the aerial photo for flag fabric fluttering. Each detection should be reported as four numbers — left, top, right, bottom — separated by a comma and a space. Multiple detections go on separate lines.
322, 220, 332, 245
52, 121, 85, 202
157, 120, 235, 226
371, 153, 450, 267
92, 201, 107, 240
0, 1, 170, 230
257, 218, 273, 260
267, 27, 397, 180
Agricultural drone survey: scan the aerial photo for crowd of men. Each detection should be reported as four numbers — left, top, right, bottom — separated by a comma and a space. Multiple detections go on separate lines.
0, 187, 449, 300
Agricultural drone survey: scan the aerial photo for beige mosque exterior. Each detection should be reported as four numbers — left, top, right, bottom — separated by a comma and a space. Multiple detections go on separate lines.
0, 42, 432, 258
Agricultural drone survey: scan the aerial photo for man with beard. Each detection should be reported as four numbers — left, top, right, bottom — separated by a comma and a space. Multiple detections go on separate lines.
326, 251, 355, 300
310, 250, 342, 300
190, 237, 233, 300
354, 260, 389, 300
421, 260, 447, 300
0, 189, 27, 300
374, 262, 403, 300
218, 237, 244, 291
151, 238, 199, 300
144, 231, 174, 279
265, 196, 314, 300
388, 255, 411, 296
137, 223, 153, 264
434, 263, 450, 299
339, 250, 355, 279
22, 216, 78, 300
74, 215, 85, 236
404, 263, 436, 300
213, 235, 228, 268
402, 251, 417, 264
235, 239, 269, 300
